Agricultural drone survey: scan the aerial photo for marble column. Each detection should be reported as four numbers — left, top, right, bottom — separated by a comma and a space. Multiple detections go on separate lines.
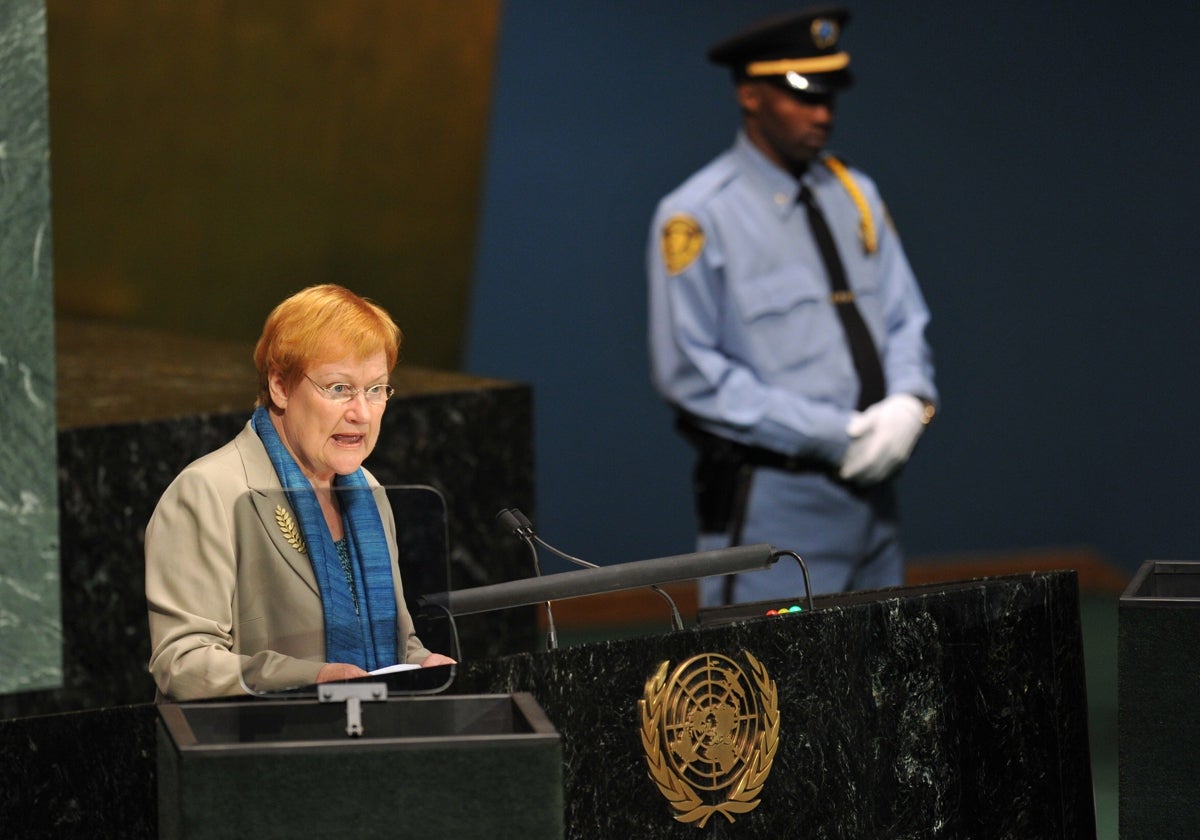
0, 0, 60, 694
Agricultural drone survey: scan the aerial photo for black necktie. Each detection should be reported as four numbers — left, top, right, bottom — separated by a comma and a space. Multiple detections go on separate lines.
798, 184, 886, 411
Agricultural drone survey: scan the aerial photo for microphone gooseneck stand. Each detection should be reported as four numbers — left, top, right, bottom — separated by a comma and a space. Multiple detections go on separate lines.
497, 508, 686, 633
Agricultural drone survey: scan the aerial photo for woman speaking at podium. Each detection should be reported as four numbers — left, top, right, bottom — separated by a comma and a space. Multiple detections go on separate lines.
145, 284, 454, 701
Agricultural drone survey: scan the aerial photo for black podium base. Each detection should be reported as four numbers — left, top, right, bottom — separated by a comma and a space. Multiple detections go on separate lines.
1119, 561, 1200, 840
157, 693, 562, 840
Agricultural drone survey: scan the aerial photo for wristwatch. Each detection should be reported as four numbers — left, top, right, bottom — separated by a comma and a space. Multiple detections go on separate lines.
918, 398, 937, 426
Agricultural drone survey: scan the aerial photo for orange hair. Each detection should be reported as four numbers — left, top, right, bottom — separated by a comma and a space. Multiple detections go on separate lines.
254, 284, 402, 408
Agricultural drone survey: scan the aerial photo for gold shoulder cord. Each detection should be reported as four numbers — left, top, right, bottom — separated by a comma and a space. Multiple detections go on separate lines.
822, 155, 877, 255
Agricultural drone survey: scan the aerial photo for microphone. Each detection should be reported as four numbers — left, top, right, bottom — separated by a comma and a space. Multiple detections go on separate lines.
509, 508, 535, 537
496, 509, 558, 650
496, 508, 532, 537
422, 544, 777, 617
498, 508, 686, 632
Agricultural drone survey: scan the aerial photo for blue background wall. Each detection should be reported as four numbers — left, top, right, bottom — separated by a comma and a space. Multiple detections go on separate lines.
467, 0, 1200, 576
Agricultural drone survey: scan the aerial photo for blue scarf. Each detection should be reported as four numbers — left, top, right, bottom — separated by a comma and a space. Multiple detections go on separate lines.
253, 406, 398, 671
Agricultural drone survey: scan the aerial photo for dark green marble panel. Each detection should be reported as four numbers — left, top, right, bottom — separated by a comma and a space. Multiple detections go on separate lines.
0, 0, 60, 695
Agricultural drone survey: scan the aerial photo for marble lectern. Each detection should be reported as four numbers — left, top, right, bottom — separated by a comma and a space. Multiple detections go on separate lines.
452, 570, 1096, 838
0, 570, 1096, 838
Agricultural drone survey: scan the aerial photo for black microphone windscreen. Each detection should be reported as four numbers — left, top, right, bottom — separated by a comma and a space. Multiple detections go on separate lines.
495, 508, 524, 535
422, 544, 777, 616
510, 509, 535, 533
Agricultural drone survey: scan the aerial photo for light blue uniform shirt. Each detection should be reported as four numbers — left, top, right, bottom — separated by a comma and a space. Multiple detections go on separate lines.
648, 132, 937, 463
648, 133, 938, 604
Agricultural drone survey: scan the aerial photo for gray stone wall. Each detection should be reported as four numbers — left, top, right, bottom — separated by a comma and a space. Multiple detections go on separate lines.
0, 0, 59, 695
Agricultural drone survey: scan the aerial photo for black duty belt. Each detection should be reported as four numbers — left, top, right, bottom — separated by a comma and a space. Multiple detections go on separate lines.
675, 416, 837, 476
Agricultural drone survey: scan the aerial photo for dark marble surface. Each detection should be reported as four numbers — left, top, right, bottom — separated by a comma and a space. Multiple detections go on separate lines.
0, 321, 536, 718
0, 572, 1094, 838
453, 571, 1095, 839
0, 703, 157, 839
53, 318, 509, 430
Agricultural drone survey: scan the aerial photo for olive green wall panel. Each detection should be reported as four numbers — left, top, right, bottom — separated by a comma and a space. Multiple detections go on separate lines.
48, 0, 501, 370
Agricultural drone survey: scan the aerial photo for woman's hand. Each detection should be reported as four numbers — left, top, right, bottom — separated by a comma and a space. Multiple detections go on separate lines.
419, 653, 457, 667
316, 662, 370, 683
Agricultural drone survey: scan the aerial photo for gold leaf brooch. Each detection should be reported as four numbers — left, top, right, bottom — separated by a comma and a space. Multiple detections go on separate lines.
274, 505, 307, 554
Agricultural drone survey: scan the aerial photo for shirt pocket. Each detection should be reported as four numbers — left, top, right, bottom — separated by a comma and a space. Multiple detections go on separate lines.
731, 264, 841, 373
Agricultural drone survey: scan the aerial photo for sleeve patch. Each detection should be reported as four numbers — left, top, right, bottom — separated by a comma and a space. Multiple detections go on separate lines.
660, 213, 705, 275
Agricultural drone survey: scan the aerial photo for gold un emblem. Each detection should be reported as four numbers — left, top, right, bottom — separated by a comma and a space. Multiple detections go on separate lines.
639, 651, 779, 827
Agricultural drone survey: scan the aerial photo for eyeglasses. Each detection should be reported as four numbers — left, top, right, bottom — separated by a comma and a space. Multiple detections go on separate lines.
304, 374, 395, 405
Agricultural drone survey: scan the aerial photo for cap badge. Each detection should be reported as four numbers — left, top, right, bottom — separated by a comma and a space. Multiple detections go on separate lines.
661, 213, 706, 275
810, 17, 840, 49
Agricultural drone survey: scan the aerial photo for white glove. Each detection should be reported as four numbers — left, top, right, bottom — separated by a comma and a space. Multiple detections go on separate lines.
839, 394, 927, 485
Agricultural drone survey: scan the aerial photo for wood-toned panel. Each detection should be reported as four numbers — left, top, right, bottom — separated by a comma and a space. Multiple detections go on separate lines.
46, 0, 500, 369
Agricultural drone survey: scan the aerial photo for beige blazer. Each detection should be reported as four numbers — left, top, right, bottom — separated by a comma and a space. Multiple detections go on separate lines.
146, 421, 431, 700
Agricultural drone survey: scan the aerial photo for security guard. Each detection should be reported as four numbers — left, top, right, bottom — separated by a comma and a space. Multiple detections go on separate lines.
647, 6, 938, 607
